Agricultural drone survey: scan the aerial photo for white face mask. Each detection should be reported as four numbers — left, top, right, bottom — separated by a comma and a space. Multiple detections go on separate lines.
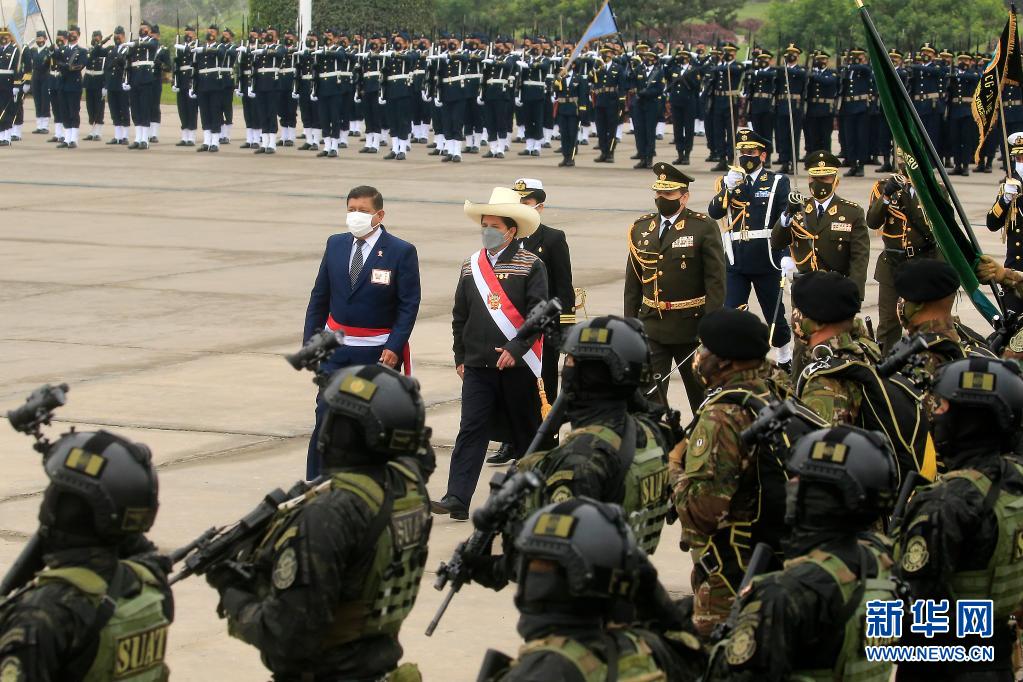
346, 211, 376, 238
1015, 161, 1023, 180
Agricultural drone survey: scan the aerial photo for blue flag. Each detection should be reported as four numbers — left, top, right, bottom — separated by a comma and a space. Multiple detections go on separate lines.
569, 0, 620, 64
11, 0, 42, 45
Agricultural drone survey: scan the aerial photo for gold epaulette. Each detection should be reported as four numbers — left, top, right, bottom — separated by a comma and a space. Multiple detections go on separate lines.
688, 210, 709, 220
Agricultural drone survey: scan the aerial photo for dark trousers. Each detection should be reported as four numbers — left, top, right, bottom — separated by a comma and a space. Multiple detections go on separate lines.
0, 90, 14, 129
305, 345, 389, 479
647, 339, 703, 414
385, 95, 412, 140
466, 98, 484, 135
107, 88, 130, 127
443, 97, 467, 140
594, 104, 619, 155
279, 90, 298, 127
918, 109, 941, 151
150, 82, 162, 123
557, 112, 578, 160
198, 90, 222, 132
318, 94, 342, 138
842, 112, 870, 165
130, 83, 153, 126
671, 99, 696, 157
634, 97, 658, 160
748, 110, 773, 153
949, 115, 979, 167
447, 366, 540, 506
176, 90, 198, 130
483, 99, 511, 141
242, 93, 257, 128
85, 87, 104, 125
519, 97, 543, 139
710, 101, 736, 160
50, 88, 63, 124
363, 95, 384, 133
299, 90, 319, 130
725, 269, 791, 347
32, 82, 50, 119
804, 115, 833, 154
256, 90, 278, 133
61, 89, 81, 128
221, 88, 234, 126
775, 109, 803, 164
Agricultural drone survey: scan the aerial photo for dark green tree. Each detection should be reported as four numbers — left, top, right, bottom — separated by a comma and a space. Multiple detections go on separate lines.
248, 0, 434, 33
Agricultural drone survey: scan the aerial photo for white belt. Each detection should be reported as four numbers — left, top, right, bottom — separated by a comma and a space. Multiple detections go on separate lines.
444, 73, 469, 83
132, 60, 154, 67
218, 67, 232, 73
198, 67, 220, 74
179, 66, 193, 72
467, 74, 483, 80
301, 74, 313, 80
49, 70, 59, 76
83, 69, 104, 76
412, 69, 426, 75
319, 70, 352, 78
363, 70, 381, 77
522, 80, 545, 87
729, 229, 772, 241
257, 67, 278, 73
487, 78, 508, 84
387, 74, 411, 81
279, 68, 295, 74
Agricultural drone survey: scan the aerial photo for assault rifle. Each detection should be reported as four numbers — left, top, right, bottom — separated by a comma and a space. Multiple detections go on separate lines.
876, 336, 929, 379
888, 470, 924, 534
169, 476, 332, 585
711, 542, 773, 642
425, 470, 543, 636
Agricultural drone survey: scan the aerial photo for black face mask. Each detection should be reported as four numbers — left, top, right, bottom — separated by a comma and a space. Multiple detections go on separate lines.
306, 39, 315, 47
418, 42, 427, 50
809, 179, 834, 201
448, 42, 457, 51
739, 154, 761, 173
221, 36, 230, 44
655, 196, 681, 216
530, 47, 540, 56
785, 53, 797, 63
207, 33, 216, 42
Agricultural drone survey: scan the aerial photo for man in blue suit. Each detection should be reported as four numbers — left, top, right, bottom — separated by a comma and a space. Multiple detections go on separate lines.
303, 185, 422, 477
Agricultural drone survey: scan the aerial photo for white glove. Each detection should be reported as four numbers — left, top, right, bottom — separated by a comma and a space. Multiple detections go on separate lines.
234, 88, 242, 97
12, 88, 18, 98
172, 85, 179, 93
101, 87, 107, 97
421, 91, 431, 102
247, 86, 255, 98
175, 43, 185, 52
292, 91, 300, 100
517, 60, 529, 68
781, 256, 797, 277
1004, 179, 1021, 203
237, 45, 248, 53
253, 49, 265, 56
353, 93, 362, 103
515, 96, 523, 107
476, 95, 484, 105
378, 95, 386, 104
194, 46, 205, 54
122, 82, 131, 91
434, 99, 443, 108
724, 168, 743, 190
483, 58, 494, 64
188, 90, 197, 99
310, 94, 318, 102
23, 83, 29, 93
125, 41, 136, 48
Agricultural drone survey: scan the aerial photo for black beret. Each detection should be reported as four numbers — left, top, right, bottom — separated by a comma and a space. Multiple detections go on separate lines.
894, 258, 960, 302
698, 308, 770, 360
792, 271, 861, 322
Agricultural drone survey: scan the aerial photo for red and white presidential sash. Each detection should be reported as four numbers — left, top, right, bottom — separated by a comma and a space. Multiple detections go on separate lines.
468, 249, 543, 377
325, 315, 413, 376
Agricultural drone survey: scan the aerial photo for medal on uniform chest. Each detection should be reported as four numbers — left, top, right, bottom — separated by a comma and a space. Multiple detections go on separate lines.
487, 292, 501, 310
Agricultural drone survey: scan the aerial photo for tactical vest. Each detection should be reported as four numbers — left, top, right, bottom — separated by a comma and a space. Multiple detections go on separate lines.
799, 356, 928, 483
35, 561, 170, 682
944, 458, 1023, 619
513, 630, 666, 682
787, 542, 896, 682
319, 461, 432, 646
519, 416, 669, 555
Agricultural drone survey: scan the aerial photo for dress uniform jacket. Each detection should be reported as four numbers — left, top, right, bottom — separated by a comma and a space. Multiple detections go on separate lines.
709, 168, 791, 275
57, 44, 86, 92
771, 195, 870, 297
745, 65, 777, 116
127, 37, 159, 86
520, 225, 575, 327
625, 207, 727, 344
591, 58, 626, 107
987, 169, 1023, 269
303, 227, 422, 360
867, 183, 937, 283
806, 66, 839, 116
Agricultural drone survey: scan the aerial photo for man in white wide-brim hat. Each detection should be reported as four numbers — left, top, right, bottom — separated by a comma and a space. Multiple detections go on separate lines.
432, 187, 548, 519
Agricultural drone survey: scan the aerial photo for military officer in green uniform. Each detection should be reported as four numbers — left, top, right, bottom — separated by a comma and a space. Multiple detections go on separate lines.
205, 365, 433, 682
476, 498, 707, 682
707, 426, 900, 682
771, 150, 871, 297
625, 162, 727, 413
673, 308, 822, 637
792, 272, 934, 482
867, 149, 941, 352
893, 357, 1023, 680
0, 427, 172, 682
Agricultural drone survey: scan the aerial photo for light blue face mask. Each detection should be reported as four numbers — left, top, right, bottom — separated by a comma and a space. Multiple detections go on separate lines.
482, 226, 507, 250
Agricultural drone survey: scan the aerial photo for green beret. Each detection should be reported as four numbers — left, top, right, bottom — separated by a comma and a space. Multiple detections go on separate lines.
894, 258, 960, 302
792, 272, 861, 322
698, 308, 770, 360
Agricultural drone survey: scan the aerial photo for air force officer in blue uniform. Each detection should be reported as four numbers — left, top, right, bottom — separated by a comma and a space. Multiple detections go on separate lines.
303, 185, 422, 477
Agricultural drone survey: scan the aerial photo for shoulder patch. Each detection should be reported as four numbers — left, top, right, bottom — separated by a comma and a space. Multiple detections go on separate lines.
901, 535, 929, 573
0, 657, 22, 682
549, 485, 574, 503
725, 624, 757, 665
272, 547, 299, 590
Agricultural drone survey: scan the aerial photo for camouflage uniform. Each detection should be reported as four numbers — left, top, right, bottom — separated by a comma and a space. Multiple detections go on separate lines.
796, 317, 879, 425
673, 361, 789, 637
217, 456, 431, 680
0, 540, 173, 682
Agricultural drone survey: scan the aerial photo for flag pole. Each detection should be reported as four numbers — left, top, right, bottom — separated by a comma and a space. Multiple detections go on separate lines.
858, 0, 1006, 318
995, 61, 1016, 240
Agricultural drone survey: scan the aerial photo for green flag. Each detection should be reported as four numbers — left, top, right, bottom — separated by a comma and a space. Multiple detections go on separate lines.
858, 0, 1000, 323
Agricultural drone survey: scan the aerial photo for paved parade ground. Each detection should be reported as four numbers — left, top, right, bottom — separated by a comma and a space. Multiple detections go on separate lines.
0, 106, 1007, 679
